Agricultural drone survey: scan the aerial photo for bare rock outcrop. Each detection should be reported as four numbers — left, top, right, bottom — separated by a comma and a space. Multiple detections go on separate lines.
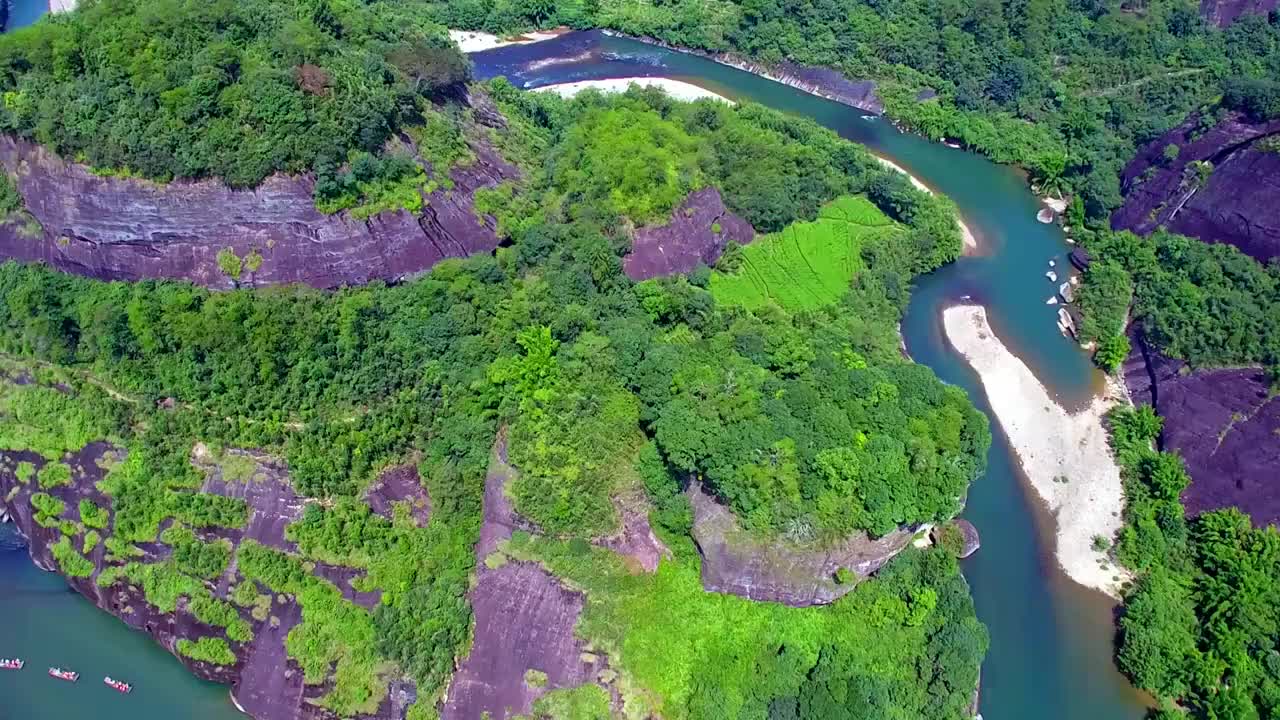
1111, 111, 1280, 262
0, 440, 414, 720
687, 482, 915, 606
623, 187, 755, 280
0, 132, 515, 289
1123, 336, 1280, 526
442, 436, 597, 720
1199, 0, 1279, 26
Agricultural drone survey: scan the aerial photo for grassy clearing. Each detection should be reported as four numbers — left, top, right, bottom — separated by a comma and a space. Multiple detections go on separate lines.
503, 532, 983, 720
710, 196, 897, 312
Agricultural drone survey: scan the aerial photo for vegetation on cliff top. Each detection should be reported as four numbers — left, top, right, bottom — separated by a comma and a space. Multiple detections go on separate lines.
1106, 406, 1280, 719
429, 0, 1280, 221
0, 0, 469, 187
0, 81, 986, 716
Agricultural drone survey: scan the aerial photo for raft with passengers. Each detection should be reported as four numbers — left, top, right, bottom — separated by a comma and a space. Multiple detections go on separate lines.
0, 658, 23, 670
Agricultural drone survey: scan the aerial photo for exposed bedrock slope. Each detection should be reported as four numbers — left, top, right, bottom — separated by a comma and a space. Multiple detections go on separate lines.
1123, 336, 1280, 526
0, 132, 515, 289
442, 436, 599, 720
0, 445, 416, 720
687, 482, 916, 606
1111, 111, 1280, 262
623, 187, 755, 280
1199, 0, 1280, 26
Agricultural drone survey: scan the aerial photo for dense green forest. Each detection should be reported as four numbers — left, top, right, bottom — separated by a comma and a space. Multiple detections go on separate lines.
0, 0, 469, 187
1106, 407, 1280, 719
425, 0, 1280, 219
1073, 227, 1280, 375
0, 82, 988, 717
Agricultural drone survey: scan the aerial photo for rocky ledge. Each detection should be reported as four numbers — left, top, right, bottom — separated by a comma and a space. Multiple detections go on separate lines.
623, 187, 755, 280
1123, 336, 1280, 526
0, 442, 423, 720
0, 98, 516, 290
1111, 110, 1280, 262
687, 482, 917, 606
1199, 0, 1279, 26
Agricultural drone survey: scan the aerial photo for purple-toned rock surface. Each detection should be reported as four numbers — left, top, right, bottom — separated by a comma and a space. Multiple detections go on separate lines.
441, 436, 596, 720
1123, 339, 1280, 526
593, 490, 669, 572
687, 482, 915, 606
364, 464, 431, 527
623, 187, 755, 280
1199, 0, 1279, 26
0, 436, 412, 720
1111, 111, 1280, 262
933, 519, 981, 559
0, 128, 515, 289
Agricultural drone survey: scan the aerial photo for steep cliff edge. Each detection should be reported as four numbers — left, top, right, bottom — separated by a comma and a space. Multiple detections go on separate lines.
0, 128, 516, 289
1111, 111, 1280, 262
0, 442, 421, 720
1199, 0, 1279, 26
1122, 337, 1280, 526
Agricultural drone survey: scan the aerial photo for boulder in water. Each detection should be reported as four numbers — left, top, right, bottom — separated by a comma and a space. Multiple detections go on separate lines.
1036, 208, 1054, 224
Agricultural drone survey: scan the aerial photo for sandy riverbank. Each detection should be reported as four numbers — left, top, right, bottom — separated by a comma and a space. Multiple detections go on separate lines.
943, 305, 1130, 599
531, 77, 732, 103
873, 156, 979, 254
448, 29, 566, 53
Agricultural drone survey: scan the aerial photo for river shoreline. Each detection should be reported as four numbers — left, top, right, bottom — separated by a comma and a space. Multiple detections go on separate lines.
530, 77, 731, 103
943, 305, 1130, 599
872, 155, 980, 254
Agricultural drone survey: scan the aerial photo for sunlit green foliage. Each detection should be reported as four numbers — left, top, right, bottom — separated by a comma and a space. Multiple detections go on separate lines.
177, 637, 236, 666
78, 499, 109, 529
709, 196, 891, 311
1080, 229, 1280, 372
1108, 404, 1280, 718
508, 532, 985, 720
36, 461, 71, 489
516, 684, 611, 720
0, 0, 469, 188
551, 103, 703, 222
161, 525, 232, 579
0, 382, 121, 458
29, 491, 65, 528
50, 535, 94, 577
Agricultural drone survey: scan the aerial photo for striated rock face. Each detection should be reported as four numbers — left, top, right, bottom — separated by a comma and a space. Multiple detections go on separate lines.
687, 482, 915, 606
0, 132, 516, 289
442, 436, 598, 720
1111, 111, 1280, 262
471, 29, 885, 115
1123, 337, 1280, 526
0, 442, 413, 720
623, 187, 755, 280
1199, 0, 1279, 26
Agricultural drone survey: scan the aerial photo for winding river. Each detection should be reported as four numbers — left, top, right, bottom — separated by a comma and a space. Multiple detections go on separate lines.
0, 20, 1147, 720
472, 31, 1149, 720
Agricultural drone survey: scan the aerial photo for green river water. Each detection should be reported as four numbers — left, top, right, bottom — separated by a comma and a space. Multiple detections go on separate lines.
0, 24, 1148, 720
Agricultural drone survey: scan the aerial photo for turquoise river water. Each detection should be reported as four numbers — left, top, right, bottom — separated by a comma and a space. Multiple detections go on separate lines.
0, 22, 1147, 720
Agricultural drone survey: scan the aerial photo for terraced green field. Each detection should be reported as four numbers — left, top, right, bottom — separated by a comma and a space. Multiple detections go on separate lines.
710, 196, 898, 311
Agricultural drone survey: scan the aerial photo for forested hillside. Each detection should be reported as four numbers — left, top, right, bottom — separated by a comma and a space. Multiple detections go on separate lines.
0, 81, 989, 719
0, 0, 468, 188
425, 0, 1280, 219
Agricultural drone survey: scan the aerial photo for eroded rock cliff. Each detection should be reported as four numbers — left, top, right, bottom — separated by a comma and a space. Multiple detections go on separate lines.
1199, 0, 1279, 26
0, 131, 515, 289
1123, 336, 1280, 526
1111, 111, 1280, 262
0, 443, 421, 720
623, 187, 755, 280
